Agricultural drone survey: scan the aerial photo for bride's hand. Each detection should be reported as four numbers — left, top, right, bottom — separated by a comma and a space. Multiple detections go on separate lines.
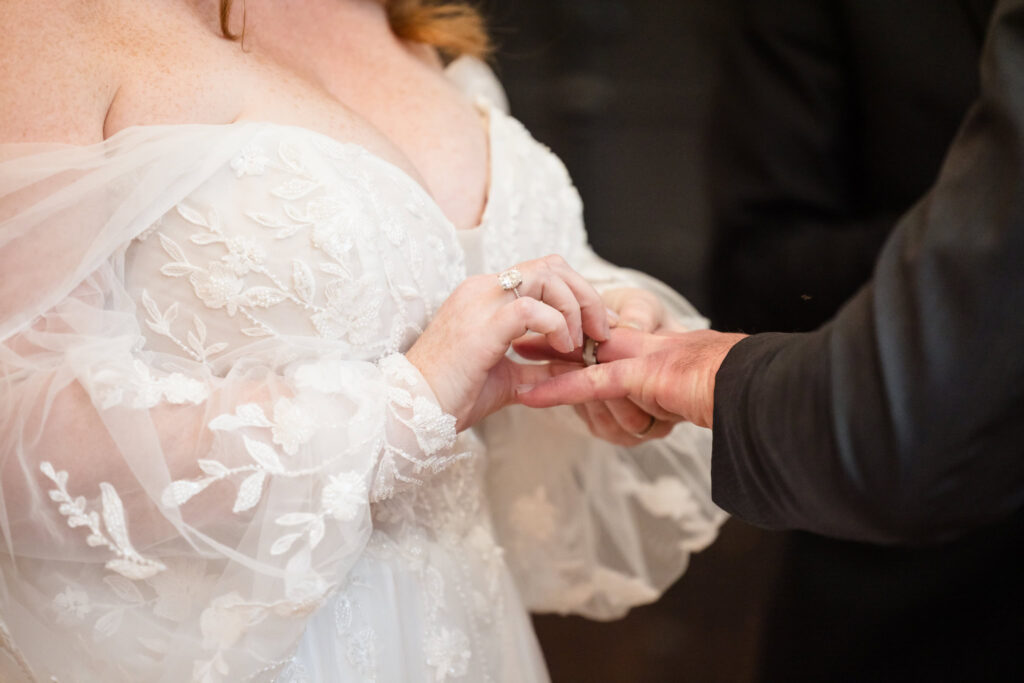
601, 286, 689, 334
406, 255, 609, 431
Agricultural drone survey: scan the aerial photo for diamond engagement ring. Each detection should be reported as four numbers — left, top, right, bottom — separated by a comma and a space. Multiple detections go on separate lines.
498, 268, 523, 298
582, 336, 599, 366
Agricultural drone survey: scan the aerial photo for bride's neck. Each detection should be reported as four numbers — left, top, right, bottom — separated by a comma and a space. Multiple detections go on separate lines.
199, 0, 401, 85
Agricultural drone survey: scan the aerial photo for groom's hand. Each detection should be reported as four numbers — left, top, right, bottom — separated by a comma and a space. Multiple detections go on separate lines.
515, 328, 746, 429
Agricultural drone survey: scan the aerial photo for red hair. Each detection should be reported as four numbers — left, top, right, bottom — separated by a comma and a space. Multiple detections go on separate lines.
219, 0, 490, 60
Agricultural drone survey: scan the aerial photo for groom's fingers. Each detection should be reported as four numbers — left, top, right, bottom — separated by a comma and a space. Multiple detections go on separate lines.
517, 357, 641, 408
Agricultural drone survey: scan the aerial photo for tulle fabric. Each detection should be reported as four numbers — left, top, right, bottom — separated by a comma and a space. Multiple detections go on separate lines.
485, 253, 726, 620
0, 125, 465, 682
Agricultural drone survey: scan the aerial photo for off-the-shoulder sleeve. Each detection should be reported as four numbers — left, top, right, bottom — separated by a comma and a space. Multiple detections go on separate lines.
0, 126, 467, 682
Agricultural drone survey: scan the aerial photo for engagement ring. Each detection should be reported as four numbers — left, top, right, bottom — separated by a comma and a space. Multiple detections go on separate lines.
498, 268, 523, 298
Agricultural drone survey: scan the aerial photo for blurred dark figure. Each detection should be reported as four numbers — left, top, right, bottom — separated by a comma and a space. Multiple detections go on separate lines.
707, 1, 1024, 681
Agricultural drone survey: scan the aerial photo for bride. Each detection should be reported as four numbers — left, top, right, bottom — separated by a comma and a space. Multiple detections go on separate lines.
0, 1, 725, 680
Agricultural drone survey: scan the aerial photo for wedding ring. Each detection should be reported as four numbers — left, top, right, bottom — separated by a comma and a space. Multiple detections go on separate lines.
497, 268, 523, 298
635, 415, 657, 438
582, 336, 599, 366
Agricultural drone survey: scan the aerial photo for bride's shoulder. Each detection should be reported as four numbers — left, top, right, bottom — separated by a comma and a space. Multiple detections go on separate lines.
0, 0, 127, 145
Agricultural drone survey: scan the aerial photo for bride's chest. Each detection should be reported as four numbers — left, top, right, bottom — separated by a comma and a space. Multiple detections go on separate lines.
109, 28, 489, 233
123, 118, 585, 366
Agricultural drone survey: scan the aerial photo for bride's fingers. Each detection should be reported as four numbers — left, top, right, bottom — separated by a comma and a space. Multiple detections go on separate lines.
581, 400, 642, 446
606, 288, 663, 333
628, 395, 679, 422
573, 404, 595, 431
513, 325, 664, 363
604, 398, 658, 436
517, 357, 641, 408
530, 273, 584, 348
541, 256, 610, 342
513, 334, 586, 363
492, 297, 575, 353
610, 290, 659, 333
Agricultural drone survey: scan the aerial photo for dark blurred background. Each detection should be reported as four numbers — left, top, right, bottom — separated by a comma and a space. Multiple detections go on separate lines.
490, 0, 725, 312
488, 2, 791, 681
486, 1, 1024, 682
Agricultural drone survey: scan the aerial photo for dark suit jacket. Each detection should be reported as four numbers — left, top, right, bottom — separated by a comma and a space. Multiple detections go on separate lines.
711, 0, 1024, 544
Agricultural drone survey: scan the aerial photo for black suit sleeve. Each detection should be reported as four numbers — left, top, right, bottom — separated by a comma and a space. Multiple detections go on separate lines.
710, 0, 1024, 544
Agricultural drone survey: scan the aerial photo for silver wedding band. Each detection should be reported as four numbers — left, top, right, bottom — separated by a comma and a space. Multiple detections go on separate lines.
498, 268, 523, 298
582, 336, 599, 366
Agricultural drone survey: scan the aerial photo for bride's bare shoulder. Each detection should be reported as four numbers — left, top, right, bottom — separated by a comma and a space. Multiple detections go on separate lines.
0, 0, 124, 144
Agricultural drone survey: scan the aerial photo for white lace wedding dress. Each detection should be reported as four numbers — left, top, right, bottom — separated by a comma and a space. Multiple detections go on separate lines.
0, 60, 726, 682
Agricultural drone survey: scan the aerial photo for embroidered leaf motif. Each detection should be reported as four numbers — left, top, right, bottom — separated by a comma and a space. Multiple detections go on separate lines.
270, 532, 303, 556
197, 459, 230, 477
205, 342, 229, 356
99, 484, 132, 557
278, 141, 304, 173
41, 464, 167, 580
209, 404, 273, 431
241, 287, 288, 308
141, 290, 162, 325
104, 574, 145, 605
307, 517, 326, 549
176, 203, 209, 229
276, 513, 318, 526
162, 478, 216, 507
292, 260, 316, 305
273, 178, 320, 200
247, 212, 288, 229
320, 262, 352, 279
93, 608, 123, 639
233, 471, 267, 513
243, 437, 284, 473
190, 232, 222, 246
160, 263, 201, 278
193, 314, 207, 342
187, 331, 205, 357
158, 233, 188, 264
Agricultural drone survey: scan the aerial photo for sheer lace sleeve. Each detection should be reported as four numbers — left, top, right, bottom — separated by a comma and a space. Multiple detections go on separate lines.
0, 125, 467, 682
483, 241, 726, 621
481, 256, 727, 620
442, 61, 727, 620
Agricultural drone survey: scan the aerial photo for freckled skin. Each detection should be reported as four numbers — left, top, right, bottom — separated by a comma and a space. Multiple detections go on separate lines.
0, 0, 489, 231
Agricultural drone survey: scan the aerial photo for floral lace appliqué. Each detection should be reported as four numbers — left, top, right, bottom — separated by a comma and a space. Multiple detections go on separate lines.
41, 462, 167, 580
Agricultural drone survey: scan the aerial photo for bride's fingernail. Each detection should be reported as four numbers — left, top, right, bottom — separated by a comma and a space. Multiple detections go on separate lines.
606, 308, 619, 332
515, 384, 535, 395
